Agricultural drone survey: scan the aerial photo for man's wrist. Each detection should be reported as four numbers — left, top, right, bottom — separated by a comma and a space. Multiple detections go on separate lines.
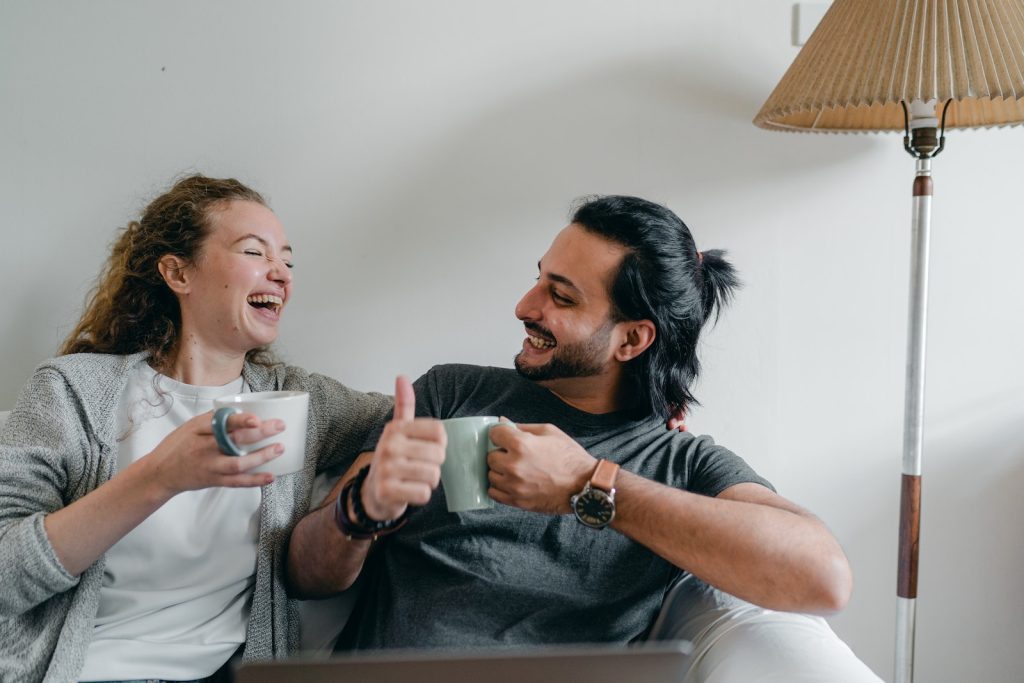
334, 466, 408, 541
569, 459, 620, 529
358, 471, 389, 522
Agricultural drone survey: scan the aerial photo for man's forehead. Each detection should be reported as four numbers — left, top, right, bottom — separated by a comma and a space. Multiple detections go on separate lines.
540, 224, 626, 290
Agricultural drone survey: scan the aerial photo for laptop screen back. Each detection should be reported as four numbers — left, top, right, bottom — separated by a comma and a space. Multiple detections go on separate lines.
234, 642, 691, 683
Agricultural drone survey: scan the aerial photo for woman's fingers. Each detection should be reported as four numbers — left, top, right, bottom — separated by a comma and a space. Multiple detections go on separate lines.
217, 472, 277, 488
225, 419, 285, 446
152, 412, 289, 493
212, 443, 282, 476
195, 410, 282, 440
195, 409, 249, 435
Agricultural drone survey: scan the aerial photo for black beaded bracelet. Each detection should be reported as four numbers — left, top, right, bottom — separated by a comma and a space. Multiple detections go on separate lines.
334, 466, 408, 540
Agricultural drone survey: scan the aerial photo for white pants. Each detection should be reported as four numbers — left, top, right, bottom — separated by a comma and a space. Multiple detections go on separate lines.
647, 575, 883, 683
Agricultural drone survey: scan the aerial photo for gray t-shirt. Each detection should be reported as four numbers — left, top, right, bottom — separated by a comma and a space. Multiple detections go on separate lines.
342, 364, 772, 650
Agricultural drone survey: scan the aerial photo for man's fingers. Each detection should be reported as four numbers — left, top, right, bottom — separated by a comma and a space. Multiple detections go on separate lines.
379, 460, 442, 488
381, 437, 446, 465
488, 422, 522, 449
491, 421, 552, 449
380, 480, 434, 507
487, 486, 511, 505
666, 417, 687, 432
487, 449, 511, 470
393, 375, 416, 422
506, 422, 547, 435
389, 418, 446, 445
667, 406, 688, 432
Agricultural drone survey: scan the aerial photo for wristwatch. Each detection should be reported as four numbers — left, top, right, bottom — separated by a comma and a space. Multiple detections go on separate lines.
570, 459, 620, 529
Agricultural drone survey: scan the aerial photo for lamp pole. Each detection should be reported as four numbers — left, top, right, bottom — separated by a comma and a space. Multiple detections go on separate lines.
895, 99, 947, 683
753, 3, 1024, 678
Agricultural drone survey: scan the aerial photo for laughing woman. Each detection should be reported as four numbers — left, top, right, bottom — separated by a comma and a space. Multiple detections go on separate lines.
0, 175, 392, 682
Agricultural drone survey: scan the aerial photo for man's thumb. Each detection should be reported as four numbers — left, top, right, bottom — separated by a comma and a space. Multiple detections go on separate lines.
394, 375, 416, 422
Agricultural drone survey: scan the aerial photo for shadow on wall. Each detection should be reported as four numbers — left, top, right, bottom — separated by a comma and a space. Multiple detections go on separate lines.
337, 55, 879, 241
829, 395, 1024, 681
1, 280, 74, 406
914, 398, 1024, 683
305, 54, 881, 331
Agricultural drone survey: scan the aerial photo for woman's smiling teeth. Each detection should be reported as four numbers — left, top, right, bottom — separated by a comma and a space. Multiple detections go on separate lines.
247, 293, 283, 313
527, 332, 555, 349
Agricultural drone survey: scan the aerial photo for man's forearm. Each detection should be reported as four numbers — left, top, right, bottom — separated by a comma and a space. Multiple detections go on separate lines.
610, 474, 852, 615
286, 473, 373, 599
287, 399, 448, 598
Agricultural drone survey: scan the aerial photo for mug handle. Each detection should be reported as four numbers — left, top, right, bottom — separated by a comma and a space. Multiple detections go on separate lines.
212, 406, 247, 457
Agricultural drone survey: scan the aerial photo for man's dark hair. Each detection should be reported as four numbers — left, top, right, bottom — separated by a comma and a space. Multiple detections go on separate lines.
571, 195, 740, 418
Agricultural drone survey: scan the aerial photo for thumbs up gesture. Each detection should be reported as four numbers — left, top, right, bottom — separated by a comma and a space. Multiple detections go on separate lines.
361, 376, 447, 522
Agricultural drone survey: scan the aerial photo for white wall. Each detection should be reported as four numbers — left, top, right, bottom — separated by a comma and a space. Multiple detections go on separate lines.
2, 2, 1022, 680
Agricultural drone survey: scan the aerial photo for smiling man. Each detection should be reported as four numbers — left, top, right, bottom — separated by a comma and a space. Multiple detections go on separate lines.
287, 196, 880, 680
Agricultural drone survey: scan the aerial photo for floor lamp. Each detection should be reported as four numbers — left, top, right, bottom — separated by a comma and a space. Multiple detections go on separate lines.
753, 1, 1024, 681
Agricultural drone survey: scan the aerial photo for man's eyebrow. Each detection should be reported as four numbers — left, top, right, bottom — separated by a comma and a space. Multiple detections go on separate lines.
548, 272, 581, 293
538, 261, 582, 294
234, 233, 293, 253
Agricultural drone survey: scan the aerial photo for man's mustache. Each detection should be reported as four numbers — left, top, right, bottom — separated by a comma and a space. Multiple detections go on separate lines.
524, 322, 556, 343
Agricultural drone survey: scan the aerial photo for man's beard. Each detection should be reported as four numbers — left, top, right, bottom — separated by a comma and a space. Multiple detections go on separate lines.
514, 320, 614, 381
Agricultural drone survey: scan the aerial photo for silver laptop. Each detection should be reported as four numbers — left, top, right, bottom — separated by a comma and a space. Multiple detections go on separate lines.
233, 642, 692, 683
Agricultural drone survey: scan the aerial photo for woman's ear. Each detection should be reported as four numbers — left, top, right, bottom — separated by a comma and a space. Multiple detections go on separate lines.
614, 320, 656, 362
158, 255, 191, 295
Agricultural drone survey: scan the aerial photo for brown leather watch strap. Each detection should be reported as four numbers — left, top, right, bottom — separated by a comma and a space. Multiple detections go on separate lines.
590, 459, 620, 493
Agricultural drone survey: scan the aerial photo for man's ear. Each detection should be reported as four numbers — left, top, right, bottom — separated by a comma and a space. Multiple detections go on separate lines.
614, 320, 656, 362
157, 255, 192, 295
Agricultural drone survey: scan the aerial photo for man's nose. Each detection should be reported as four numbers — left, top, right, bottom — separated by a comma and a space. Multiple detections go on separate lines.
515, 284, 542, 321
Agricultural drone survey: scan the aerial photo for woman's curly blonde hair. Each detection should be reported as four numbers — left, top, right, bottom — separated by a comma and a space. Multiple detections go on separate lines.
61, 174, 277, 370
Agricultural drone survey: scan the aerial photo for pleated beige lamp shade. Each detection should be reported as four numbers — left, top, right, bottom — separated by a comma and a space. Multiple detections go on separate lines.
754, 0, 1024, 132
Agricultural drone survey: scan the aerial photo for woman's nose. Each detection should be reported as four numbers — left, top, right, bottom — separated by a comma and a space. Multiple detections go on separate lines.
268, 256, 292, 284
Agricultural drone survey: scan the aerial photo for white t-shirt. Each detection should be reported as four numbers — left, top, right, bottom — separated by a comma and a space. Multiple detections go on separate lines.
79, 360, 262, 681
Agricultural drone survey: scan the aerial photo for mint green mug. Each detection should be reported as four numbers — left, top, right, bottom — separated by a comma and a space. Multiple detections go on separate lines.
440, 416, 507, 512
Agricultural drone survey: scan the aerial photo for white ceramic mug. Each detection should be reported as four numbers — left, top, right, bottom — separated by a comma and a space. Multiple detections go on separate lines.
212, 390, 309, 476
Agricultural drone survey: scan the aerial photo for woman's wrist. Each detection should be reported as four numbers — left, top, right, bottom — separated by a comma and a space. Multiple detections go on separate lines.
130, 455, 180, 507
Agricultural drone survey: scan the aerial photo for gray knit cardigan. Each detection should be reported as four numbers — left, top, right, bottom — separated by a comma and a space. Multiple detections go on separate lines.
0, 352, 393, 682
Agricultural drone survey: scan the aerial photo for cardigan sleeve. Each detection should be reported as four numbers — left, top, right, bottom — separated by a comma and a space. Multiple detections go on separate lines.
282, 368, 394, 476
0, 367, 85, 616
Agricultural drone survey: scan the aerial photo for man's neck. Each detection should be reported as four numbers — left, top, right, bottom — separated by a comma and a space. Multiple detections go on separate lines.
536, 371, 625, 415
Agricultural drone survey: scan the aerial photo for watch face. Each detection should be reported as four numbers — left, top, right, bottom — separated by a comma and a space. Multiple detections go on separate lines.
573, 488, 615, 528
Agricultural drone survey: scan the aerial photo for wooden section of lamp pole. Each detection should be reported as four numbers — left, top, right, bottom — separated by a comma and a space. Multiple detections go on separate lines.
913, 176, 933, 196
897, 473, 922, 599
